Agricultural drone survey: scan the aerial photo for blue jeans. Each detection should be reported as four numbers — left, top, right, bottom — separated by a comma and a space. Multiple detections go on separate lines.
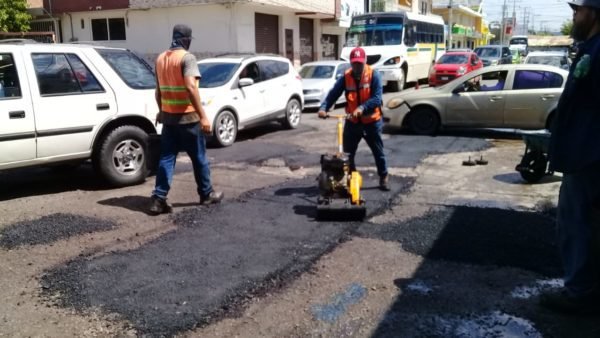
152, 123, 213, 200
343, 119, 388, 177
557, 166, 600, 296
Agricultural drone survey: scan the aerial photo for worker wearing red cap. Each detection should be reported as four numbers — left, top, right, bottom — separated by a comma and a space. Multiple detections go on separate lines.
318, 47, 389, 191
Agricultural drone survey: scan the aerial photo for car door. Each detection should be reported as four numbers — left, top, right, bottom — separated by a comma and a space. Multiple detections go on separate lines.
0, 49, 36, 166
445, 70, 508, 127
503, 69, 563, 128
24, 47, 117, 158
257, 59, 289, 115
235, 61, 268, 124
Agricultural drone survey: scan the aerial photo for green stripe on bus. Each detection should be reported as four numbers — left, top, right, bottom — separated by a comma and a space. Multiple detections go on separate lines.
162, 98, 192, 105
419, 48, 432, 52
407, 48, 418, 52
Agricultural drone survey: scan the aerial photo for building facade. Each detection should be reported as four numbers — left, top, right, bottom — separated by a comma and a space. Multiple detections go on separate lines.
34, 0, 366, 66
432, 0, 487, 49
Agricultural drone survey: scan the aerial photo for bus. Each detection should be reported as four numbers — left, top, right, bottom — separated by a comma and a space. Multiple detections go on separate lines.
341, 11, 445, 91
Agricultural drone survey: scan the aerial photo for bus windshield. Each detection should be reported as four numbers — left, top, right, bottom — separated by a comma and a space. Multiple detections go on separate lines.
346, 16, 403, 47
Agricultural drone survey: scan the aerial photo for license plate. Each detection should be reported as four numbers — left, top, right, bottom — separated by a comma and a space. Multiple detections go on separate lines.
441, 76, 449, 81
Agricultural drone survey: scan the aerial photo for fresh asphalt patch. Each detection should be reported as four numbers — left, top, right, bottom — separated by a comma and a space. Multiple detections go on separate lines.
40, 175, 414, 336
358, 206, 561, 277
0, 213, 117, 250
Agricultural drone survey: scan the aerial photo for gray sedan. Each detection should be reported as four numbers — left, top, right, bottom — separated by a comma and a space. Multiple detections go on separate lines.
300, 60, 350, 109
385, 64, 568, 135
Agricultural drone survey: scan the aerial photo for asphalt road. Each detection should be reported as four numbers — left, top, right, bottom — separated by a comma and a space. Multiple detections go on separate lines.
1, 97, 595, 337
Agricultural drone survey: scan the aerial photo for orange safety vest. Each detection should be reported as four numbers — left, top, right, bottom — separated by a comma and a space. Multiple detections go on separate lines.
344, 65, 382, 124
156, 49, 196, 114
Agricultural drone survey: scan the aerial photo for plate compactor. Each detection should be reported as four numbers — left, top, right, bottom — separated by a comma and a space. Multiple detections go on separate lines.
316, 114, 367, 221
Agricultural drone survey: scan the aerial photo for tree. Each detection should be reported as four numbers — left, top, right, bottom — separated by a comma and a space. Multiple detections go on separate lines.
0, 0, 32, 32
561, 20, 573, 36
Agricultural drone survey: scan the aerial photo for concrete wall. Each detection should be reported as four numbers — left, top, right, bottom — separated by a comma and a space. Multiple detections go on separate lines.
58, 2, 345, 66
130, 0, 334, 13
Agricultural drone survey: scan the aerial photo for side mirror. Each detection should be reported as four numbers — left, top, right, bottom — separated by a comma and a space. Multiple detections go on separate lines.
239, 77, 254, 87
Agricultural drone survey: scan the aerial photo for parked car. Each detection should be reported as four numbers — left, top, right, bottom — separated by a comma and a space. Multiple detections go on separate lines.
299, 60, 350, 109
197, 54, 304, 147
0, 40, 159, 186
428, 51, 483, 87
385, 64, 568, 135
524, 51, 571, 70
474, 45, 513, 67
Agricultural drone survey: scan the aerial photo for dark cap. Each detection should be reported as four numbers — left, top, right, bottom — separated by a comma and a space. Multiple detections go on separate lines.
568, 0, 600, 9
172, 24, 193, 40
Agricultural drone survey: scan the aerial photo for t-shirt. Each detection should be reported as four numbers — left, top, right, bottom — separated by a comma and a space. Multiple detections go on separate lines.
160, 49, 202, 125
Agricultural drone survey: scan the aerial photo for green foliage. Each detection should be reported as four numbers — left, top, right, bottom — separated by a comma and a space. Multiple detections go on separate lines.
0, 0, 32, 32
561, 20, 573, 36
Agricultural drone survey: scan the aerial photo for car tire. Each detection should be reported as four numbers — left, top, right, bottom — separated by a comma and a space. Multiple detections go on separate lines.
409, 106, 440, 136
93, 125, 149, 186
213, 110, 237, 147
282, 98, 302, 129
518, 151, 548, 183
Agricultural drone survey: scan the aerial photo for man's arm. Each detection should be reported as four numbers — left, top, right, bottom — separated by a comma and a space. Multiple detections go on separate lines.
359, 70, 383, 115
184, 76, 211, 133
319, 75, 346, 113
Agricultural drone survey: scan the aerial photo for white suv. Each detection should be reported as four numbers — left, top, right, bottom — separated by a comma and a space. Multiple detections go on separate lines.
0, 41, 159, 186
197, 54, 303, 147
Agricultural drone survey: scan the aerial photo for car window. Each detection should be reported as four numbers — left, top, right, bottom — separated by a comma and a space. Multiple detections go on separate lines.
0, 54, 22, 99
239, 62, 261, 83
32, 53, 104, 96
336, 63, 350, 78
461, 70, 508, 92
97, 49, 156, 89
502, 47, 511, 56
513, 70, 564, 90
474, 47, 499, 57
197, 62, 240, 88
258, 60, 288, 81
438, 54, 468, 64
300, 65, 335, 79
525, 55, 568, 68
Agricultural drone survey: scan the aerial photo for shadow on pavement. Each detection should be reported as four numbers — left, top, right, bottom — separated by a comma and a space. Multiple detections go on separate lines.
98, 196, 154, 215
494, 172, 563, 185
359, 206, 600, 337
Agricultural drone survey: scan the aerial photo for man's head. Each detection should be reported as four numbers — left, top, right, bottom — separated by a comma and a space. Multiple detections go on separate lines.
172, 24, 193, 50
568, 0, 600, 41
349, 47, 366, 78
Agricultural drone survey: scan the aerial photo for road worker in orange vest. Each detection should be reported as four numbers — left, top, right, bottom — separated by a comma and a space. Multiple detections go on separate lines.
150, 24, 223, 215
318, 47, 390, 191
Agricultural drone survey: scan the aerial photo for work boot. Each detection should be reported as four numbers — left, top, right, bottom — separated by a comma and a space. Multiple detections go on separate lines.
379, 175, 391, 191
200, 191, 224, 205
149, 196, 172, 215
539, 289, 600, 315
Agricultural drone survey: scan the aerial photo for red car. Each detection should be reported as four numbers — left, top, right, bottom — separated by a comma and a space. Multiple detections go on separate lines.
428, 51, 483, 87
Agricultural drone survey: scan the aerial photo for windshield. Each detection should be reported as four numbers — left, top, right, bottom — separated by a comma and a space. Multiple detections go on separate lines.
346, 16, 403, 47
300, 65, 335, 79
197, 62, 240, 88
510, 38, 528, 45
475, 48, 499, 58
438, 54, 468, 64
526, 55, 568, 67
97, 49, 156, 89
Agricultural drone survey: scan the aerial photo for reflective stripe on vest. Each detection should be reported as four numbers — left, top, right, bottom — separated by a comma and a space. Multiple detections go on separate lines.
344, 65, 381, 124
156, 49, 195, 114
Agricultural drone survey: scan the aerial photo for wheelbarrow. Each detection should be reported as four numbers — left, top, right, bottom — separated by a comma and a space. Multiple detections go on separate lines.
515, 130, 553, 183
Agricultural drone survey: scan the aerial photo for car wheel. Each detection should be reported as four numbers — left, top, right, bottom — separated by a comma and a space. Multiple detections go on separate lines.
213, 110, 237, 147
94, 125, 149, 186
282, 98, 302, 129
518, 151, 548, 183
409, 106, 440, 135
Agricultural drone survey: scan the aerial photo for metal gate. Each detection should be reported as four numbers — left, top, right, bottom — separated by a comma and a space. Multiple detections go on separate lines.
255, 13, 279, 54
299, 18, 314, 64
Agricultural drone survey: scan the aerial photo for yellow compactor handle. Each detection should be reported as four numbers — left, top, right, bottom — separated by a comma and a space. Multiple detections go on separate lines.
350, 171, 363, 205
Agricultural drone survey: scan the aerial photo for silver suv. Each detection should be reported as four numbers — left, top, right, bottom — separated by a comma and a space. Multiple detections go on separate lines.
0, 40, 159, 186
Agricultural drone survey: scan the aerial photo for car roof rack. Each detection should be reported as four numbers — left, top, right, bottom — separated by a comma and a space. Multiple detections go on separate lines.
0, 39, 37, 44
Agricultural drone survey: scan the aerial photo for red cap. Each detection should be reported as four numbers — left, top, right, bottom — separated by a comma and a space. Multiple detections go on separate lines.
350, 47, 366, 64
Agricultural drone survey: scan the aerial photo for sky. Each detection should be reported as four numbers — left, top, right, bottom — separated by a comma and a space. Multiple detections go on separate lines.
480, 0, 573, 33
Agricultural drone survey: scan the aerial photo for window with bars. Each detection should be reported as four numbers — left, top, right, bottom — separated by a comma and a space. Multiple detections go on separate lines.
91, 18, 126, 41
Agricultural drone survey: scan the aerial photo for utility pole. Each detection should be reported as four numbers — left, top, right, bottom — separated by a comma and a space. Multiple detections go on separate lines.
522, 7, 528, 35
448, 0, 453, 49
501, 0, 507, 44
512, 0, 517, 38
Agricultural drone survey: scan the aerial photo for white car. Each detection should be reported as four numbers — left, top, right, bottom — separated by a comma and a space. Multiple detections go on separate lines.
0, 40, 159, 186
197, 54, 304, 147
524, 51, 571, 70
299, 60, 350, 109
